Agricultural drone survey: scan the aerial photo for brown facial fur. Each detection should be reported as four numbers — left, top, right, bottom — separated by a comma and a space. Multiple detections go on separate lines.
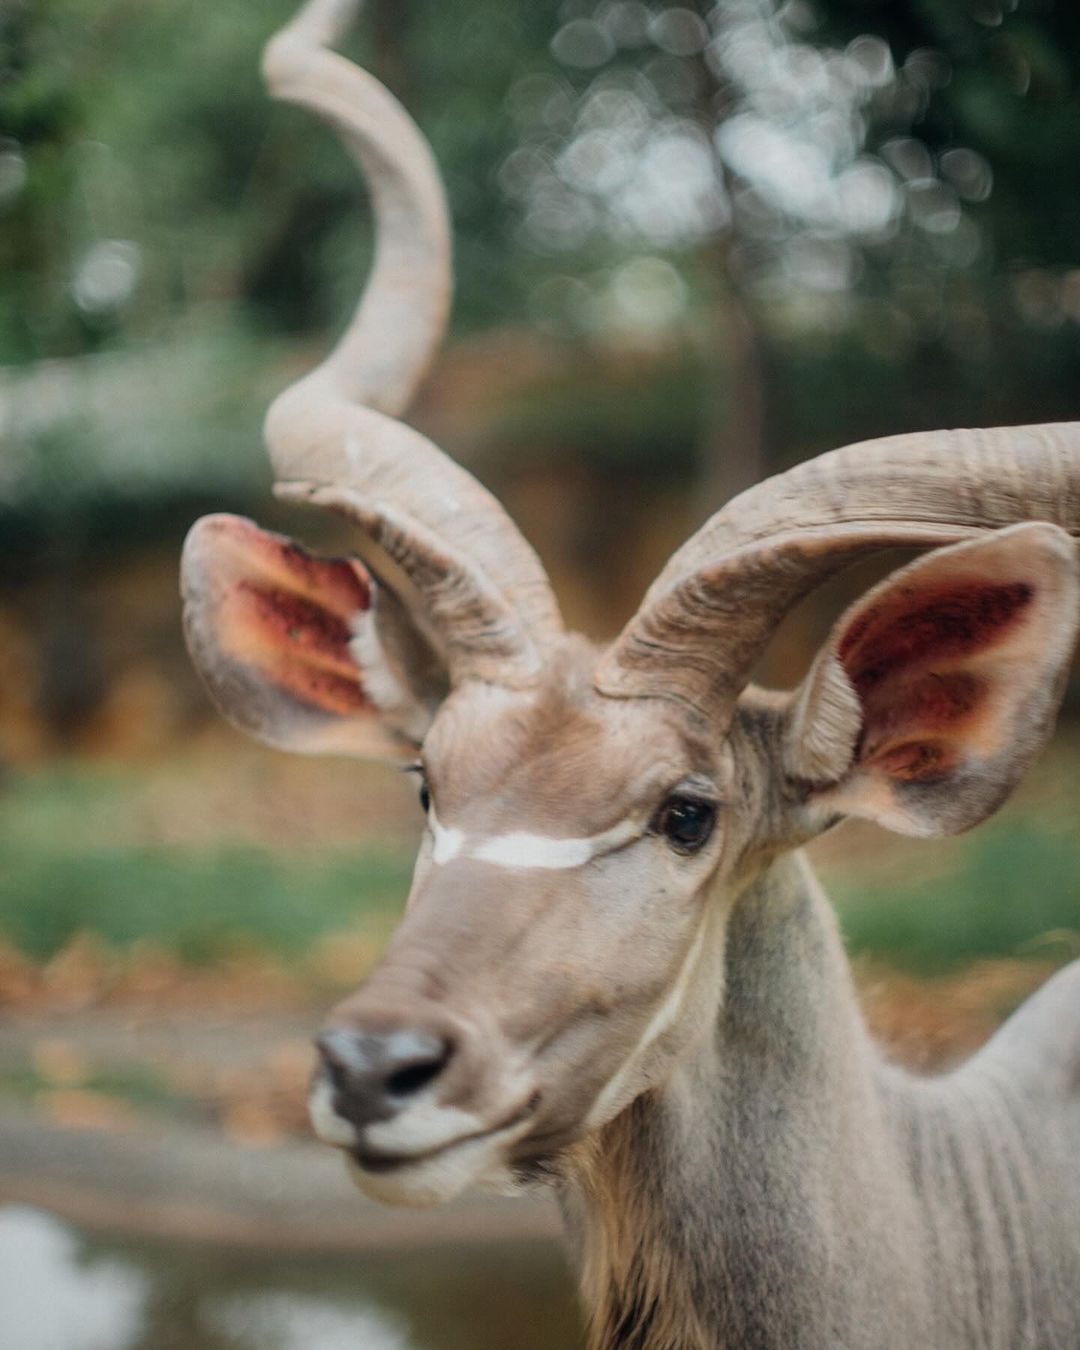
325, 636, 758, 1168
423, 638, 719, 835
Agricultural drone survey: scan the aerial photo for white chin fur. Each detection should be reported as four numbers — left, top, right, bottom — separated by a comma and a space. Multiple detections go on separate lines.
308, 1076, 359, 1148
310, 1083, 497, 1162
365, 1101, 482, 1155
346, 1133, 517, 1208
310, 1075, 535, 1207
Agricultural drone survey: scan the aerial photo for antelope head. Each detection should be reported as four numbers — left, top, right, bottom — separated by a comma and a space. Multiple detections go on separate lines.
182, 0, 1080, 1208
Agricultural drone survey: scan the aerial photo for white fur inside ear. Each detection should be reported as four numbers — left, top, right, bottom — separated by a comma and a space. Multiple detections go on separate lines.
348, 610, 430, 743
785, 652, 862, 784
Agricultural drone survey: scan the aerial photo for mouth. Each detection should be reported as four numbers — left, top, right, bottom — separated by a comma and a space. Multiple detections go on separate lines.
308, 1079, 545, 1207
348, 1090, 542, 1177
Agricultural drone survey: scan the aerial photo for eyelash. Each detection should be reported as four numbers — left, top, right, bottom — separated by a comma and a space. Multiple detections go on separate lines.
404, 766, 716, 847
403, 763, 431, 814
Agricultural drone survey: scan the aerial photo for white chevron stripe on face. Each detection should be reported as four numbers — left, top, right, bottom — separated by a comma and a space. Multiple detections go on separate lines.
429, 813, 640, 871
585, 919, 708, 1129
430, 818, 466, 864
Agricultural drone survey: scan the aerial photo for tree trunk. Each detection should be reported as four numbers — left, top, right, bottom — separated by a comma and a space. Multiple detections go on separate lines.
692, 240, 769, 521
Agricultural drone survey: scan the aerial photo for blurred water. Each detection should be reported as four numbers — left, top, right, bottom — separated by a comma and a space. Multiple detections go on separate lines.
0, 1205, 582, 1350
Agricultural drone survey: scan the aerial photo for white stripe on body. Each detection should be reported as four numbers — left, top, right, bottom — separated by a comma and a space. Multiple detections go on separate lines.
585, 920, 708, 1127
429, 812, 640, 871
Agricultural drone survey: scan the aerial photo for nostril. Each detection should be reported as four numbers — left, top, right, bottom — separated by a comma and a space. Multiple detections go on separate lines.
385, 1051, 448, 1099
380, 1028, 452, 1101
315, 1025, 453, 1125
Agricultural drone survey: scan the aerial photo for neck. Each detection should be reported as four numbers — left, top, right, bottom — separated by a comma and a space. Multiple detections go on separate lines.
562, 852, 927, 1350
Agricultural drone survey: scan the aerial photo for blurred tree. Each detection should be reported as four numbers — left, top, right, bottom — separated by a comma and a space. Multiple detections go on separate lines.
1, 0, 1079, 517
0, 0, 87, 362
501, 1, 1080, 504
2, 0, 1080, 742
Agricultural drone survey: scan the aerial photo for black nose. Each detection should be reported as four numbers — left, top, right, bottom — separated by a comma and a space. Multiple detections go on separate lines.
316, 1026, 453, 1129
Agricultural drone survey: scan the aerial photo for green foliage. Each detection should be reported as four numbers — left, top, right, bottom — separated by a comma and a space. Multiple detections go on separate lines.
821, 0, 1080, 267
0, 766, 412, 962
836, 822, 1080, 975
3, 0, 1080, 531
0, 843, 411, 963
0, 1059, 179, 1112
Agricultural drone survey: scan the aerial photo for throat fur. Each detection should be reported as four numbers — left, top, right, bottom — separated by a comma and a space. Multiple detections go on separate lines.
570, 1100, 712, 1350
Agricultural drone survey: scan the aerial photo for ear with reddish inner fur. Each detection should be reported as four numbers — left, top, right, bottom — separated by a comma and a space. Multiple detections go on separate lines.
181, 514, 445, 759
784, 523, 1080, 837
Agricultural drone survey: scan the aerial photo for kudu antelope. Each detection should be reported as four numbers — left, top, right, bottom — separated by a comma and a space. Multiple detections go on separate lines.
181, 3, 1080, 1346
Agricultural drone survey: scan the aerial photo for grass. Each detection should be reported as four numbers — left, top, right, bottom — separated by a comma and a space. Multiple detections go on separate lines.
0, 762, 414, 963
834, 820, 1080, 975
0, 842, 413, 963
0, 1060, 180, 1113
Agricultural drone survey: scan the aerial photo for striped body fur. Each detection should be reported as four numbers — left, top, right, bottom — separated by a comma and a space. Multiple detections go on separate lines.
566, 849, 1080, 1349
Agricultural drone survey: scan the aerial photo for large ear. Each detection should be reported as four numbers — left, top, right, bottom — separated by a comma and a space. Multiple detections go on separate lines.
181, 515, 448, 759
785, 523, 1079, 836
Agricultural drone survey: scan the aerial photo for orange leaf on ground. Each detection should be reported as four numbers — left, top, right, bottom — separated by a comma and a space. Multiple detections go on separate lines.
220, 1099, 287, 1148
31, 1037, 90, 1087
34, 1089, 138, 1133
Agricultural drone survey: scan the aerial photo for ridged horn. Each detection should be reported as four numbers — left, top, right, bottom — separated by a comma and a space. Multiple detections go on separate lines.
260, 0, 562, 685
595, 423, 1080, 722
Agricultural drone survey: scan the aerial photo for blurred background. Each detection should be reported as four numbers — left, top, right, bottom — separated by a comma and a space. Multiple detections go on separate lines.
2, 1, 1080, 1346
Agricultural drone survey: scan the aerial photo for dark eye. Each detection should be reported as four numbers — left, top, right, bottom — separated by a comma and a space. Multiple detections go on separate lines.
404, 763, 432, 815
653, 795, 717, 854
